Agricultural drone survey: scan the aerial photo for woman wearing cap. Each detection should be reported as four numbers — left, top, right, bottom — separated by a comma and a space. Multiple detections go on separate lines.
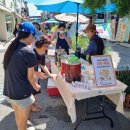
82, 23, 105, 63
3, 22, 40, 130
31, 35, 57, 112
51, 23, 72, 54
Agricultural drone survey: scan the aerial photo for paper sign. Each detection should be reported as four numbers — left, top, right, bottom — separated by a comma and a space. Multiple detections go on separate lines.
72, 81, 91, 90
91, 55, 116, 87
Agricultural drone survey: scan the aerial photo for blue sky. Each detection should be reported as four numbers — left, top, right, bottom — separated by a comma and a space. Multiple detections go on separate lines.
25, 0, 43, 4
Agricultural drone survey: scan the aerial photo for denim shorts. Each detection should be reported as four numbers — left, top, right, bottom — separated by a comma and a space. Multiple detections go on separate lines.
7, 95, 35, 109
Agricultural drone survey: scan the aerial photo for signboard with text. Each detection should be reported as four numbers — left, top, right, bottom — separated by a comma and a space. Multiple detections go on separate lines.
91, 55, 116, 87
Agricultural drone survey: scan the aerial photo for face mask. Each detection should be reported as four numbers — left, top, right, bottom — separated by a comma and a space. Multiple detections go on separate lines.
59, 31, 65, 34
83, 33, 87, 37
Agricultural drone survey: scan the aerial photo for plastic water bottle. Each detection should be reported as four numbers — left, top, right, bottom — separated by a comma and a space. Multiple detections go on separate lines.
75, 46, 81, 59
55, 49, 58, 65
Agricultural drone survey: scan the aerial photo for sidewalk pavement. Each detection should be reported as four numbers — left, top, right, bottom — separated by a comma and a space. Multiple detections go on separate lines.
0, 39, 130, 130
0, 38, 14, 52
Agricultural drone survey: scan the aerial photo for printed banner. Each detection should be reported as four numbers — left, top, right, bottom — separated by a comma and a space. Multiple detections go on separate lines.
111, 19, 116, 40
115, 17, 130, 42
96, 23, 112, 40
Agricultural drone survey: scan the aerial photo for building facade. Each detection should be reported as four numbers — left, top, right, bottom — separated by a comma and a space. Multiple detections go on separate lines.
0, 0, 28, 41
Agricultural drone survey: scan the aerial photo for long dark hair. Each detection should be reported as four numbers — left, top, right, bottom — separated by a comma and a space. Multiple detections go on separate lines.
58, 23, 66, 29
33, 22, 41, 31
3, 31, 30, 70
13, 23, 19, 37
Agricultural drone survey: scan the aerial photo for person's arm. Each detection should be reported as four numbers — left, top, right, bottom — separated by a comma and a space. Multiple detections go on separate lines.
41, 65, 51, 76
40, 54, 57, 80
64, 35, 72, 45
27, 67, 41, 91
41, 65, 57, 80
34, 70, 46, 79
62, 32, 72, 46
84, 41, 96, 56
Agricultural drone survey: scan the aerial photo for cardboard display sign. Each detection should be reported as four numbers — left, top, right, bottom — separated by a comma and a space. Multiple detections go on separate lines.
91, 55, 116, 87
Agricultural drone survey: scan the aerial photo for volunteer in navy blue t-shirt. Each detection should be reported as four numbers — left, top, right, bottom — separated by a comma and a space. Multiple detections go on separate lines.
3, 22, 41, 130
31, 35, 57, 112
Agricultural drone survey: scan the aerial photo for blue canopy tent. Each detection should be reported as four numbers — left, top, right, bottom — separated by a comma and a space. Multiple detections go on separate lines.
36, 0, 116, 47
43, 18, 59, 24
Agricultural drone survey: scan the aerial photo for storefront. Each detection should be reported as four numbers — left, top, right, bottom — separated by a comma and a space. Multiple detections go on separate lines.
5, 14, 15, 39
0, 0, 26, 41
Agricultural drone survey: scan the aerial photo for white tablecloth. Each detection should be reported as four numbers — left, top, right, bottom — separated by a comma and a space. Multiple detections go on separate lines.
51, 59, 127, 123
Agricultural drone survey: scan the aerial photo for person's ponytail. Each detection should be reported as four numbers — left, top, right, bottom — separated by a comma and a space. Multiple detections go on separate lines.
3, 31, 30, 70
3, 38, 19, 70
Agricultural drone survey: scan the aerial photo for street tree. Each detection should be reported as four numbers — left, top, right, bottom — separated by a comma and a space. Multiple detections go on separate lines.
83, 0, 130, 17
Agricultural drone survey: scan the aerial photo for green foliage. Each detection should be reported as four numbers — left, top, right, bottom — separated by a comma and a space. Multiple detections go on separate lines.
104, 47, 113, 54
116, 71, 130, 94
83, 0, 106, 14
50, 25, 58, 33
112, 0, 130, 17
84, 0, 130, 17
71, 35, 89, 50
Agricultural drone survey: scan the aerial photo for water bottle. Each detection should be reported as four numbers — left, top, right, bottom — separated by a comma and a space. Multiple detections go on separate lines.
57, 47, 62, 67
75, 46, 81, 59
55, 49, 58, 65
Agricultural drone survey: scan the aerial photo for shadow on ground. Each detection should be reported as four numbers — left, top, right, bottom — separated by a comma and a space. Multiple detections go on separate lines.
1, 79, 130, 130
30, 79, 130, 130
0, 111, 17, 130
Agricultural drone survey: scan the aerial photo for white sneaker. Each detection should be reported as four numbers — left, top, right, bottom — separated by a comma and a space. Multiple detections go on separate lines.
27, 126, 35, 130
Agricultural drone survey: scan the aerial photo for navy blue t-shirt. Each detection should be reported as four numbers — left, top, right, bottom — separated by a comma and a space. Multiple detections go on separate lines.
31, 49, 45, 95
3, 41, 36, 100
33, 49, 45, 66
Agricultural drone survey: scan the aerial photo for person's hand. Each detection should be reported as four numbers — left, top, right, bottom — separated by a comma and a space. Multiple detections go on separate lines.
49, 74, 57, 80
37, 72, 47, 79
34, 83, 41, 92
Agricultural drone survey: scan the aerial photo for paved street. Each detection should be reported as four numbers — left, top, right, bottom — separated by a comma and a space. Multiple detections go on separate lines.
105, 41, 130, 69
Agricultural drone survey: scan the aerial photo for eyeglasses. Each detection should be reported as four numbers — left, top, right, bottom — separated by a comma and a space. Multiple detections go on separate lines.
43, 45, 49, 48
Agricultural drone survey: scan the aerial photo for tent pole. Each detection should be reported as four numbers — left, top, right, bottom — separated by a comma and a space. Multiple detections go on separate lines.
76, 3, 79, 47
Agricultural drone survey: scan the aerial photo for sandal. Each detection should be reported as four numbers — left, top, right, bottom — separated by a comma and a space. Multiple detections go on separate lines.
33, 103, 42, 109
31, 104, 41, 112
